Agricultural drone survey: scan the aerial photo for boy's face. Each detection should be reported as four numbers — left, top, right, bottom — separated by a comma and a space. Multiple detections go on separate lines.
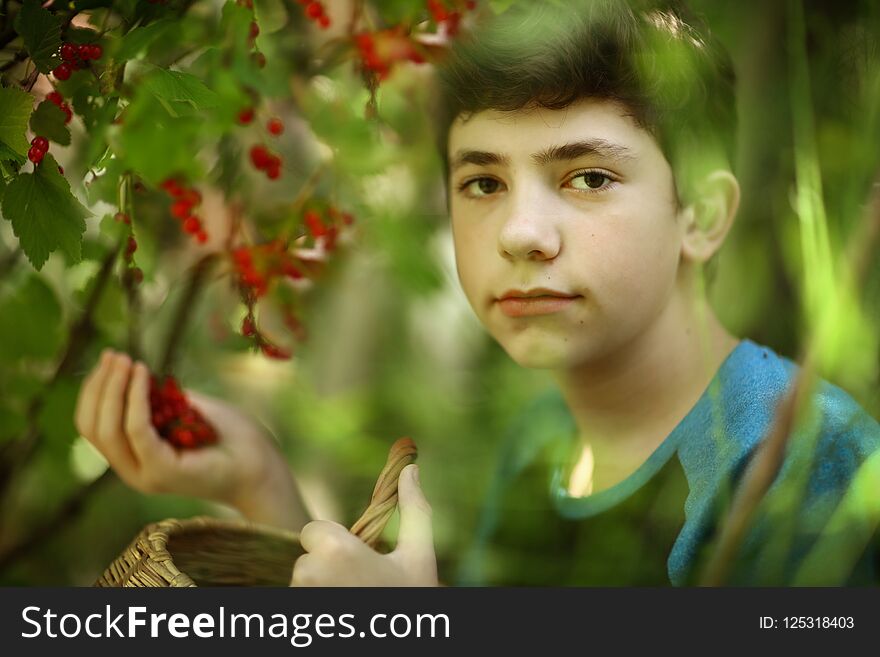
448, 99, 688, 370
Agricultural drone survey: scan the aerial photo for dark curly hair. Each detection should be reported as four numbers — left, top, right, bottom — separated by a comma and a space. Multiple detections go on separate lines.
434, 0, 737, 206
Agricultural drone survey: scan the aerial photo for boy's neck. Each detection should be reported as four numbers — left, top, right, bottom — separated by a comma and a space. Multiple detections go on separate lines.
552, 284, 739, 493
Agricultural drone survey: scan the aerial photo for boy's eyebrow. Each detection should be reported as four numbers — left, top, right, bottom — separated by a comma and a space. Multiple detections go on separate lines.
449, 139, 635, 172
532, 139, 636, 165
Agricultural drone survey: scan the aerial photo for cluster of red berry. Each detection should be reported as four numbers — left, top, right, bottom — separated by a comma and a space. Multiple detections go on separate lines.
295, 0, 331, 29
249, 145, 283, 180
232, 239, 304, 299
53, 41, 103, 81
149, 375, 218, 449
303, 206, 353, 251
355, 29, 426, 81
428, 0, 477, 36
44, 91, 73, 124
160, 178, 209, 244
27, 136, 49, 165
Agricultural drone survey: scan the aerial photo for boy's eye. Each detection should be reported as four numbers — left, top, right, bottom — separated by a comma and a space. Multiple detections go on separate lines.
460, 177, 503, 197
568, 171, 614, 192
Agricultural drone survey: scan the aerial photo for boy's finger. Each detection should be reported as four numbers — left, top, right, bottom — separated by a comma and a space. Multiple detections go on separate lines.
96, 353, 131, 443
395, 464, 435, 560
299, 520, 353, 555
125, 361, 176, 475
94, 353, 139, 474
74, 349, 113, 439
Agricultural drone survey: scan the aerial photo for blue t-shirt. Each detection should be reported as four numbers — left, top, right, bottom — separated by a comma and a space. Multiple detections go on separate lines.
455, 339, 880, 586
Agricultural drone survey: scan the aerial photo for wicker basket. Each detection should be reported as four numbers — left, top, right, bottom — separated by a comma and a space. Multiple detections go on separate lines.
96, 438, 417, 587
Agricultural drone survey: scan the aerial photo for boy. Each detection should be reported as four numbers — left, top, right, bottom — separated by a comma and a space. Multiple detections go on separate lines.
75, 0, 880, 586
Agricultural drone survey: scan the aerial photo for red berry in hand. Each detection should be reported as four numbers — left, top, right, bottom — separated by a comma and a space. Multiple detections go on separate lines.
60, 43, 77, 62
31, 136, 49, 153
149, 374, 218, 449
53, 63, 72, 81
28, 145, 45, 164
237, 107, 255, 125
267, 118, 284, 135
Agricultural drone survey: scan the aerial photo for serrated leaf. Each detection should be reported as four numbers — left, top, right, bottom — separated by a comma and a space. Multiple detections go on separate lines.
14, 0, 62, 74
139, 65, 220, 117
29, 101, 71, 146
0, 274, 63, 362
1, 154, 90, 270
0, 86, 34, 157
0, 140, 26, 166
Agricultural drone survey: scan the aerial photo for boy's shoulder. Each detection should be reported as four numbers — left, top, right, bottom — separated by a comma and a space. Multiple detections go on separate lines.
677, 339, 880, 584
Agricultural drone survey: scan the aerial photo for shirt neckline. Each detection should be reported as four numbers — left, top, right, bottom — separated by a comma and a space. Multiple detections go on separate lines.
551, 338, 751, 519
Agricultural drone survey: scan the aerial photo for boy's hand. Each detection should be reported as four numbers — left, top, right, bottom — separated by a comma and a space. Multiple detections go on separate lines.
290, 464, 438, 586
74, 349, 310, 531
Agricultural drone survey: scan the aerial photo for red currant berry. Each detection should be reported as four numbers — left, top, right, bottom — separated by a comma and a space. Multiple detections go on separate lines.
305, 2, 323, 19
60, 43, 77, 62
59, 103, 73, 123
266, 160, 281, 180
28, 146, 45, 164
260, 343, 291, 359
114, 212, 131, 224
267, 118, 284, 135
318, 14, 331, 28
249, 145, 271, 169
30, 136, 49, 153
252, 52, 266, 68
242, 316, 256, 337
249, 21, 260, 40
131, 267, 144, 284
183, 216, 201, 234
46, 91, 64, 105
196, 230, 208, 244
126, 236, 138, 257
237, 107, 255, 125
90, 44, 103, 60
77, 44, 92, 60
53, 63, 72, 81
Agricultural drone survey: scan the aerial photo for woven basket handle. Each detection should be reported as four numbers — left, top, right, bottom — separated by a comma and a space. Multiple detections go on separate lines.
347, 437, 417, 549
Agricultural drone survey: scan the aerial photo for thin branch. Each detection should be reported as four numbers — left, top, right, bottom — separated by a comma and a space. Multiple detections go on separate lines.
158, 253, 219, 376
0, 470, 116, 573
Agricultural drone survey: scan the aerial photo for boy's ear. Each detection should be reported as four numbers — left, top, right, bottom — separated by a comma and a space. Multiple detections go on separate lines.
679, 170, 740, 264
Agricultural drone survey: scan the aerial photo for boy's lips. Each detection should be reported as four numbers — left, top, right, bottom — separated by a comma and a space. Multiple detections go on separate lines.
495, 288, 582, 317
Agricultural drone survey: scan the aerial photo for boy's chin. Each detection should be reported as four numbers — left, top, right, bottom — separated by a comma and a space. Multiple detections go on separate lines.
500, 339, 584, 371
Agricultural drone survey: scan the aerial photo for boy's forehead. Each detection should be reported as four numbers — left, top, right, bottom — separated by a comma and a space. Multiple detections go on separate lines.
447, 98, 653, 162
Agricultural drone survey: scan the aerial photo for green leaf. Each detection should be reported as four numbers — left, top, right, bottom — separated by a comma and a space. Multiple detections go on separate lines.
116, 19, 176, 61
1, 154, 90, 270
0, 274, 63, 362
13, 0, 62, 74
29, 101, 71, 147
138, 64, 220, 118
254, 0, 289, 34
0, 86, 35, 157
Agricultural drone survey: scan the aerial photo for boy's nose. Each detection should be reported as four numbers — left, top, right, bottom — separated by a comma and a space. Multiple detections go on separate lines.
497, 195, 562, 262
